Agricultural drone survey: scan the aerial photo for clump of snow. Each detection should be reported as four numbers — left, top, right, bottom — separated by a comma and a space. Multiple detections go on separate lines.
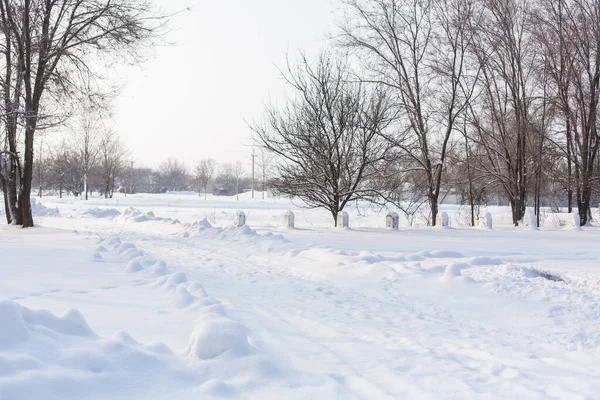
185, 316, 252, 359
0, 301, 96, 350
188, 281, 209, 297
118, 207, 175, 224
358, 250, 383, 264
186, 218, 213, 235
151, 260, 170, 276
167, 271, 188, 285
81, 208, 121, 218
30, 198, 60, 217
124, 259, 144, 273
443, 263, 464, 279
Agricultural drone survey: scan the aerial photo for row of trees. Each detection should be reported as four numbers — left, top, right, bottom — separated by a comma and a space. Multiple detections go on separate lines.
33, 136, 262, 199
253, 0, 600, 227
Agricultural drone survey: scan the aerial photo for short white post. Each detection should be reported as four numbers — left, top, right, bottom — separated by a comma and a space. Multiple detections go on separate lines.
337, 211, 349, 228
481, 212, 492, 229
437, 211, 449, 228
386, 212, 399, 230
572, 213, 581, 230
283, 210, 295, 228
234, 210, 246, 227
524, 208, 538, 230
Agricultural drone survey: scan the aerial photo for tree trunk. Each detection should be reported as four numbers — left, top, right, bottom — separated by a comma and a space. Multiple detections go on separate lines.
566, 118, 573, 213
20, 128, 35, 228
5, 152, 20, 225
430, 192, 439, 227
2, 182, 11, 224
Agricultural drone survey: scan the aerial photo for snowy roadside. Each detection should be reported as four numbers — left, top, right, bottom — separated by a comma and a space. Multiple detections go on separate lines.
2, 198, 600, 398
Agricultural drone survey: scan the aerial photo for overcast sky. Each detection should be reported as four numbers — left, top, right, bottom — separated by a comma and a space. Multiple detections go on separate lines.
113, 0, 336, 170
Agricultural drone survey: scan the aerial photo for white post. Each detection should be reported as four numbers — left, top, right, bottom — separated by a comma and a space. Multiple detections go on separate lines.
572, 213, 581, 230
481, 212, 493, 229
234, 210, 246, 227
284, 210, 295, 228
386, 212, 399, 230
524, 208, 538, 230
437, 211, 449, 228
337, 211, 349, 228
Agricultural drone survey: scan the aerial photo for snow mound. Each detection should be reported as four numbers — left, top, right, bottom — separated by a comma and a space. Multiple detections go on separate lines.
186, 218, 213, 234
118, 207, 176, 224
30, 198, 59, 217
81, 208, 121, 218
0, 301, 195, 400
442, 263, 470, 280
124, 259, 144, 273
151, 260, 170, 276
168, 286, 197, 308
185, 316, 252, 359
0, 301, 96, 349
422, 250, 465, 258
167, 271, 188, 285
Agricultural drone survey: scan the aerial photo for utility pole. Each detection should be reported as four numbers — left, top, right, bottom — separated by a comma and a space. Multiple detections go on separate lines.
251, 149, 255, 199
129, 160, 134, 195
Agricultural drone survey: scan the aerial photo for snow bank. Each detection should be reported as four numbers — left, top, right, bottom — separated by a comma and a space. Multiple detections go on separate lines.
117, 207, 177, 224
30, 198, 60, 217
98, 235, 262, 361
185, 315, 252, 359
81, 208, 121, 218
0, 301, 177, 399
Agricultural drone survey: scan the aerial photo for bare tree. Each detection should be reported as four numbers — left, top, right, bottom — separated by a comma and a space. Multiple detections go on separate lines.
465, 0, 539, 226
339, 0, 479, 225
72, 110, 103, 200
98, 131, 126, 199
157, 158, 189, 192
251, 52, 394, 226
534, 0, 600, 225
0, 0, 164, 227
194, 158, 217, 199
233, 161, 244, 200
256, 149, 272, 199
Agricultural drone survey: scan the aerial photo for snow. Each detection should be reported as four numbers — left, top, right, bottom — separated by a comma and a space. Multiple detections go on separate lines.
2, 192, 600, 398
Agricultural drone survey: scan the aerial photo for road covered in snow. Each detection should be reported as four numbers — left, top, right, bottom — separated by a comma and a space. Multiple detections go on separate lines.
1, 193, 600, 399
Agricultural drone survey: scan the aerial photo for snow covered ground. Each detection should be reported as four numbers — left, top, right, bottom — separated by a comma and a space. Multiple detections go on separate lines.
1, 192, 600, 399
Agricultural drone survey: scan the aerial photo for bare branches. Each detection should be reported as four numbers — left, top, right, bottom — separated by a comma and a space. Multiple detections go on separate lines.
251, 51, 395, 226
338, 0, 478, 225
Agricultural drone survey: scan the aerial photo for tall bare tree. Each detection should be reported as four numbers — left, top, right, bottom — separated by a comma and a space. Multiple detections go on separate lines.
194, 158, 217, 199
98, 131, 126, 199
72, 109, 104, 200
233, 161, 244, 200
252, 52, 394, 226
339, 0, 479, 225
0, 0, 163, 226
534, 0, 600, 225
157, 158, 188, 192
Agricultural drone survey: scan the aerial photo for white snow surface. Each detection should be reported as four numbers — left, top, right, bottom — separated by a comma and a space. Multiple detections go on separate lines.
1, 192, 600, 399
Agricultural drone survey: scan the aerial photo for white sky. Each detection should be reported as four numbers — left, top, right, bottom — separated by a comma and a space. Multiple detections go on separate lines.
113, 0, 337, 170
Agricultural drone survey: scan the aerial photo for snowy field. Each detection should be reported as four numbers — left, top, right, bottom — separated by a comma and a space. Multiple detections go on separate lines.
1, 192, 600, 399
